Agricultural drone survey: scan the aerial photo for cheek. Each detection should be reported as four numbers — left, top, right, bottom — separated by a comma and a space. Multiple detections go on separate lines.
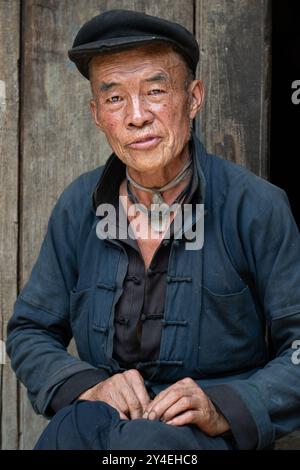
99, 114, 122, 138
159, 96, 189, 126
172, 100, 190, 131
155, 103, 175, 130
165, 100, 191, 148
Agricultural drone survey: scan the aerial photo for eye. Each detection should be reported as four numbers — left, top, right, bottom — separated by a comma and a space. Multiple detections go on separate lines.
106, 95, 122, 103
148, 89, 165, 95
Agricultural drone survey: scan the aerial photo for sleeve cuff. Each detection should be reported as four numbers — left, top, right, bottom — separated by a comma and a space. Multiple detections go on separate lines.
204, 384, 259, 449
50, 368, 110, 414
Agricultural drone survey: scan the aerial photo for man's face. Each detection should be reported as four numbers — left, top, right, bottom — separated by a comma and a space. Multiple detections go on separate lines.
89, 44, 204, 173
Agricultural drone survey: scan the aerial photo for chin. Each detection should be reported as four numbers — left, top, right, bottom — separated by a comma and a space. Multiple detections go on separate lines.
133, 160, 168, 174
126, 152, 168, 172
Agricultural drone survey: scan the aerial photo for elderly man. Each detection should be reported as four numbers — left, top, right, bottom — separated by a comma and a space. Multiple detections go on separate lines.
7, 10, 300, 450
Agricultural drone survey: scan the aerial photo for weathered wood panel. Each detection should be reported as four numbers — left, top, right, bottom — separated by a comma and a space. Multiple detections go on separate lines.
195, 0, 271, 177
0, 0, 20, 450
275, 430, 300, 450
20, 0, 193, 450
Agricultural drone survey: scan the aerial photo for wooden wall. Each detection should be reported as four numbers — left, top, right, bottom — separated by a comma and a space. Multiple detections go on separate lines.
0, 0, 19, 451
0, 0, 298, 450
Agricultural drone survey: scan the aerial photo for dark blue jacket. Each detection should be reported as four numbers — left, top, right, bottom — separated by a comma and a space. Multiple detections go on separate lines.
7, 134, 300, 449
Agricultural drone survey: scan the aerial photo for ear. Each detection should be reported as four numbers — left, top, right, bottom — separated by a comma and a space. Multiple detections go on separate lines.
188, 80, 205, 120
89, 98, 104, 131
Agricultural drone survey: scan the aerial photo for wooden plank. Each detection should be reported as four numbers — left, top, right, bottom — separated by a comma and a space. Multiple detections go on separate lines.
0, 0, 20, 450
275, 430, 300, 450
20, 0, 193, 450
195, 0, 271, 177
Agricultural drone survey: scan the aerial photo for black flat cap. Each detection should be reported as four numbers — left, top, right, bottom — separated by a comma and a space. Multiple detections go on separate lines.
68, 9, 199, 79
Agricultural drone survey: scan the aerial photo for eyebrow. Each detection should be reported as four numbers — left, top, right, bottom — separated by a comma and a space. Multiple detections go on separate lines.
98, 73, 169, 93
144, 72, 169, 83
99, 82, 119, 92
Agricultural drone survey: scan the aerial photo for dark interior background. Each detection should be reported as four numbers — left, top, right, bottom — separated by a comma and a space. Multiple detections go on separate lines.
271, 0, 300, 228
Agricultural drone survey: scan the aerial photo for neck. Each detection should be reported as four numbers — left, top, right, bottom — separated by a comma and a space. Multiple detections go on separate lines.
126, 144, 190, 206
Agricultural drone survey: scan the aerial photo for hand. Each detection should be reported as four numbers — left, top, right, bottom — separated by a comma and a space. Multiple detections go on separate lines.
78, 369, 151, 420
142, 377, 230, 436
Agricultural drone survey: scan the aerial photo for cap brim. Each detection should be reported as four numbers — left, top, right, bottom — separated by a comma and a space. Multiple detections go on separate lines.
68, 35, 180, 79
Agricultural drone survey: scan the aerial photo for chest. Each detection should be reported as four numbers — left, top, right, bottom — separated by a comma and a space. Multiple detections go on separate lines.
119, 179, 182, 269
134, 237, 162, 269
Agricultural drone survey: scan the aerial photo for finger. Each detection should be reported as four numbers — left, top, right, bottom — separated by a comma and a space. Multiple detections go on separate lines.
166, 410, 198, 426
144, 388, 187, 421
143, 377, 199, 416
160, 395, 199, 423
113, 390, 131, 417
167, 406, 230, 436
118, 410, 129, 420
107, 375, 133, 418
120, 374, 146, 420
143, 381, 185, 416
144, 382, 199, 419
124, 370, 151, 415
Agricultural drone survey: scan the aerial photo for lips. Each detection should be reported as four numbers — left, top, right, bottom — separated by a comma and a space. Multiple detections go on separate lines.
127, 135, 162, 150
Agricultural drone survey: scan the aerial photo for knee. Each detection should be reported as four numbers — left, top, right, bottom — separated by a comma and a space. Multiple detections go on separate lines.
34, 400, 120, 450
108, 418, 197, 450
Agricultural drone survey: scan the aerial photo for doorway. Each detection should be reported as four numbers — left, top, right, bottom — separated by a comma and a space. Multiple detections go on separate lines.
271, 0, 300, 228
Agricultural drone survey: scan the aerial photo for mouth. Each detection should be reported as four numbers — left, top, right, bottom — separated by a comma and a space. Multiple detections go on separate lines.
126, 135, 162, 150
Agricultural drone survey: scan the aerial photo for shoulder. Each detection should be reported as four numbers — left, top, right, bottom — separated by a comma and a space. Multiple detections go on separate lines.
206, 153, 288, 214
51, 165, 105, 217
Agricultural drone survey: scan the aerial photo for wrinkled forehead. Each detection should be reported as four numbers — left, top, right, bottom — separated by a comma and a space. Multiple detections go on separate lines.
88, 42, 188, 82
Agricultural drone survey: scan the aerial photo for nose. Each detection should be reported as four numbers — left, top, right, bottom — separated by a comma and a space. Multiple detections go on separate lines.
125, 95, 154, 128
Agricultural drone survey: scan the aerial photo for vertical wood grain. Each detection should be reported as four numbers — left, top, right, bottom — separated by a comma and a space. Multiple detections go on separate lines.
0, 0, 20, 450
195, 0, 271, 177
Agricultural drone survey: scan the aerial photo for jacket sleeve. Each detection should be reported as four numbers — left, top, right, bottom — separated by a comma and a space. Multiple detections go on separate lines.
6, 174, 107, 418
209, 180, 300, 449
50, 369, 110, 414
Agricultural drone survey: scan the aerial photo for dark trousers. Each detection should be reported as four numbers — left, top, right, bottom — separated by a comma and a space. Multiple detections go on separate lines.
34, 400, 235, 450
